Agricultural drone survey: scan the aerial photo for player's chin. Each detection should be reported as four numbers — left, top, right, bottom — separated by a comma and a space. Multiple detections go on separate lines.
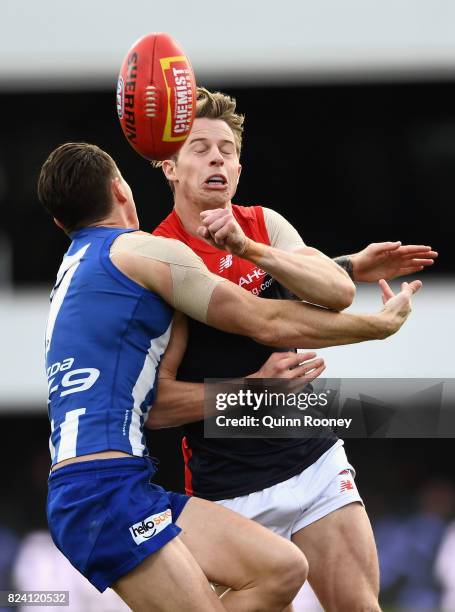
200, 187, 231, 205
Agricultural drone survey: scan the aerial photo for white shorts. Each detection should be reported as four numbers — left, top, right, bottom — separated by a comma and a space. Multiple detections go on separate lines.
216, 440, 363, 539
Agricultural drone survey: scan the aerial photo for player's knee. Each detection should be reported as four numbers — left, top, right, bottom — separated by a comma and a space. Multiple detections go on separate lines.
265, 544, 308, 603
280, 550, 308, 599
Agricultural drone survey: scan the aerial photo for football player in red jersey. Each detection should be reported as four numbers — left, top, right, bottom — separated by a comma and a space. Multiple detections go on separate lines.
149, 88, 436, 611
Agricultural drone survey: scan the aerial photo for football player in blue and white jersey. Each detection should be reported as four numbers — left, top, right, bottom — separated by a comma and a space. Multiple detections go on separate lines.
39, 142, 420, 611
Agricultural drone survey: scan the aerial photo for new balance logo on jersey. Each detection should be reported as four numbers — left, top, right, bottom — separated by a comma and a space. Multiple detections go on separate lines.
129, 509, 172, 545
340, 479, 354, 493
219, 254, 233, 273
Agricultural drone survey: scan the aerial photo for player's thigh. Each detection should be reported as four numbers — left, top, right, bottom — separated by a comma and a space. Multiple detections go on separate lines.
112, 535, 223, 612
292, 502, 379, 610
176, 496, 308, 589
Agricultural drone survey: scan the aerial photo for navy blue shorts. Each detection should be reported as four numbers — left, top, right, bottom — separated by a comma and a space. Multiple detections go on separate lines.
47, 457, 189, 592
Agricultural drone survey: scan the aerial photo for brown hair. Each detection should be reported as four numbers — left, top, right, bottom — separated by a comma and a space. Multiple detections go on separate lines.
37, 142, 118, 233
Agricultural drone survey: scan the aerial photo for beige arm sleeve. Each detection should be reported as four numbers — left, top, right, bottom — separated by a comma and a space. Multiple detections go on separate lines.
262, 207, 306, 252
111, 233, 226, 323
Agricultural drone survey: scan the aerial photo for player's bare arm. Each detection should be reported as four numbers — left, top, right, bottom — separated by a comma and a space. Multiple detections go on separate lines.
148, 312, 204, 428
207, 275, 421, 348
110, 231, 421, 350
148, 311, 325, 429
199, 209, 437, 303
198, 207, 355, 311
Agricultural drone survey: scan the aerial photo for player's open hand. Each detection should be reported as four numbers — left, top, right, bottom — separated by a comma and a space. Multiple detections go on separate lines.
379, 278, 422, 335
248, 351, 325, 383
198, 208, 248, 256
350, 242, 437, 282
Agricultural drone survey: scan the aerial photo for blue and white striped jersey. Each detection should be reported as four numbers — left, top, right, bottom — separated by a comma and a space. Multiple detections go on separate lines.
45, 226, 173, 466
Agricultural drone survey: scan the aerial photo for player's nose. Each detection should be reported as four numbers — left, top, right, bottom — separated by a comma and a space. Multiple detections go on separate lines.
209, 147, 224, 165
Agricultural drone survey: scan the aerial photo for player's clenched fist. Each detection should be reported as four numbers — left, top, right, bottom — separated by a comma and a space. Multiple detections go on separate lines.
198, 208, 248, 255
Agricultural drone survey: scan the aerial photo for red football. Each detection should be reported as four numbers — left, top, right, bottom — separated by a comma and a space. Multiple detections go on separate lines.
116, 33, 196, 161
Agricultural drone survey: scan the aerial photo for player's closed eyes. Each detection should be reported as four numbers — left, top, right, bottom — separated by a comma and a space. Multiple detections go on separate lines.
191, 142, 235, 155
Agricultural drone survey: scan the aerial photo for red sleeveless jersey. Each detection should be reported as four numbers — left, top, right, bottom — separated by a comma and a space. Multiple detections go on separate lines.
152, 205, 337, 500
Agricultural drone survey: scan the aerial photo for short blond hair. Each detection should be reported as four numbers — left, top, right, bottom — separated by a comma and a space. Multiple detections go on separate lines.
194, 87, 244, 156
152, 87, 244, 169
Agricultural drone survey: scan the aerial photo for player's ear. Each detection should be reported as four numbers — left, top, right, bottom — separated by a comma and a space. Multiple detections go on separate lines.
111, 176, 127, 204
237, 164, 242, 183
53, 218, 65, 231
162, 159, 177, 182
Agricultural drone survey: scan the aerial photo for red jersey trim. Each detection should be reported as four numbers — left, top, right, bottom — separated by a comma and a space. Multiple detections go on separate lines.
182, 436, 193, 496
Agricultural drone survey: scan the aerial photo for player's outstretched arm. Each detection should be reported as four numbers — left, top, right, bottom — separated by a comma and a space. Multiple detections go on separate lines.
111, 233, 421, 349
198, 208, 355, 311
207, 277, 421, 349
